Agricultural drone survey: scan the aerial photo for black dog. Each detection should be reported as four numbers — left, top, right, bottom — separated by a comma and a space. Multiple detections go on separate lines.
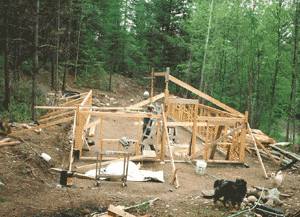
204, 178, 247, 208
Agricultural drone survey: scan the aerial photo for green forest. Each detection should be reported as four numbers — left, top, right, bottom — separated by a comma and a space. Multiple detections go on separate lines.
0, 0, 299, 143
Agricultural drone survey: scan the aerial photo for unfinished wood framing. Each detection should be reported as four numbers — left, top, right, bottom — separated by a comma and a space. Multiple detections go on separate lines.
155, 70, 248, 163
32, 67, 251, 182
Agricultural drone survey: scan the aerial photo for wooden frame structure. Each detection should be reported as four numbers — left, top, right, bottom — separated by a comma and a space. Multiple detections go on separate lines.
154, 69, 248, 164
33, 67, 252, 187
34, 70, 248, 165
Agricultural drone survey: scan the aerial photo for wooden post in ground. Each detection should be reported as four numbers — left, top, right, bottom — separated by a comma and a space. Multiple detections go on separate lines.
191, 104, 198, 158
136, 117, 142, 156
156, 120, 161, 160
161, 106, 179, 188
204, 121, 210, 160
239, 111, 248, 162
98, 118, 103, 153
160, 120, 165, 162
74, 106, 83, 156
164, 67, 170, 114
68, 110, 77, 171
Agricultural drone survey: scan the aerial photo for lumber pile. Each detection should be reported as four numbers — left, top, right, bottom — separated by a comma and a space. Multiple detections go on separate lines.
246, 128, 299, 170
270, 144, 300, 171
248, 140, 300, 170
10, 92, 90, 136
246, 129, 276, 146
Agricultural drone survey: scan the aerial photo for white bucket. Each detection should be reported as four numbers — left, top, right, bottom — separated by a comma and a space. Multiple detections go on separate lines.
195, 160, 207, 175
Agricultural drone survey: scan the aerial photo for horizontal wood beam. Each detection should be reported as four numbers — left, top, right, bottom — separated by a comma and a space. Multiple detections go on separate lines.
198, 116, 244, 123
36, 106, 143, 111
167, 121, 220, 127
198, 104, 239, 117
207, 159, 244, 164
35, 106, 77, 110
80, 111, 161, 119
153, 72, 166, 77
168, 97, 198, 105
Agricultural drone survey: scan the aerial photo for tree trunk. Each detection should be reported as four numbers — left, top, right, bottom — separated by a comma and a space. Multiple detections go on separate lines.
269, 0, 282, 132
199, 0, 214, 92
51, 51, 55, 89
62, 0, 72, 92
253, 48, 262, 128
55, 0, 61, 91
286, 1, 299, 143
108, 70, 112, 91
74, 17, 82, 82
32, 0, 39, 121
3, 0, 10, 111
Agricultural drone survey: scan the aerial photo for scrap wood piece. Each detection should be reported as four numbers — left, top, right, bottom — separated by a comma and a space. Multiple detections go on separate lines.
247, 123, 268, 178
11, 116, 74, 135
38, 110, 74, 123
0, 140, 21, 147
108, 205, 136, 217
0, 138, 11, 143
161, 106, 180, 188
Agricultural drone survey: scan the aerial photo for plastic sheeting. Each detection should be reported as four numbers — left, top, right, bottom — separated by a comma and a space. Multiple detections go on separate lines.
85, 161, 164, 183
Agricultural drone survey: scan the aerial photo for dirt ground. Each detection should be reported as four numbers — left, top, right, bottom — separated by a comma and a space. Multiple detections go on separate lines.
0, 76, 299, 217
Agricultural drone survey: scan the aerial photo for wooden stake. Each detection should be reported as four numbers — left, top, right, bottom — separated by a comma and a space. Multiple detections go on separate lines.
247, 123, 268, 178
191, 104, 198, 158
162, 106, 180, 188
68, 110, 76, 171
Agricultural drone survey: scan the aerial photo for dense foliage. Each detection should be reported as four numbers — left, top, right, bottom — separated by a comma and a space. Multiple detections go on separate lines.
0, 0, 299, 143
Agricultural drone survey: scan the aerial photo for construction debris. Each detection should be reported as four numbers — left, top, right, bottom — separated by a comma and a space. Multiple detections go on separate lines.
85, 160, 164, 183
40, 153, 52, 162
247, 129, 276, 146
88, 198, 159, 217
0, 137, 21, 148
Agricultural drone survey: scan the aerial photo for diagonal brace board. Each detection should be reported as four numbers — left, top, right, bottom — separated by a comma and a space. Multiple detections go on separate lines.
128, 93, 165, 108
155, 72, 243, 116
168, 75, 243, 116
